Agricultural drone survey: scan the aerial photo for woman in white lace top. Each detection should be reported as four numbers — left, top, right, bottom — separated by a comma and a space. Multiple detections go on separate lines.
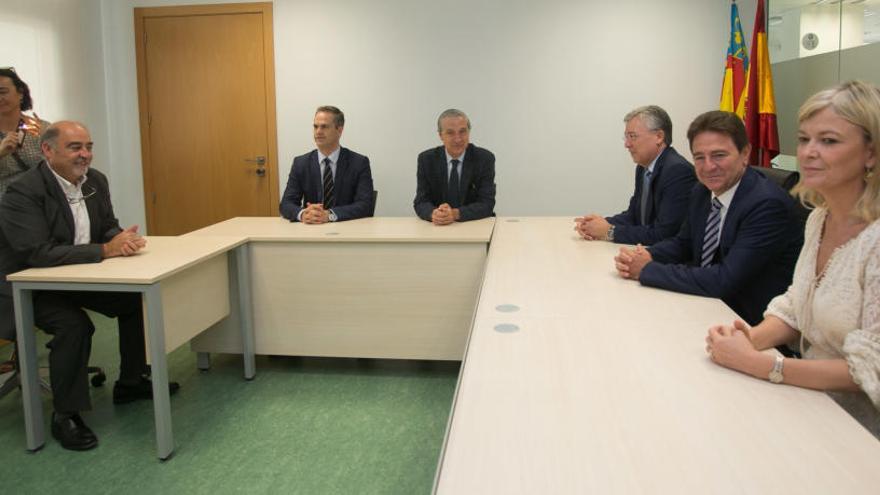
705, 80, 880, 438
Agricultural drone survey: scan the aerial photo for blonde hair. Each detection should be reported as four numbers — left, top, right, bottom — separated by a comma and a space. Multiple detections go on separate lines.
793, 80, 880, 222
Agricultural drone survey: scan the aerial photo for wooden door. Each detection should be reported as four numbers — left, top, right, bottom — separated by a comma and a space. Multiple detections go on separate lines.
134, 3, 279, 235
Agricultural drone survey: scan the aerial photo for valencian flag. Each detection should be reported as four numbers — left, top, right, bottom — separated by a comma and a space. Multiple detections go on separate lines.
743, 0, 780, 167
720, 2, 748, 118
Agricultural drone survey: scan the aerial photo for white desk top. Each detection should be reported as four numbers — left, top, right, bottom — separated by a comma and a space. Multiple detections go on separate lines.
7, 235, 246, 285
435, 217, 880, 494
184, 216, 495, 243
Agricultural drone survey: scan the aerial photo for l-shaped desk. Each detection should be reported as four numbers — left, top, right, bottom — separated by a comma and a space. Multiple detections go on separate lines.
11, 216, 880, 489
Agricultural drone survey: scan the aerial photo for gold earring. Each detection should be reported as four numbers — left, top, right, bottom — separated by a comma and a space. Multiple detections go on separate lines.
866, 167, 875, 181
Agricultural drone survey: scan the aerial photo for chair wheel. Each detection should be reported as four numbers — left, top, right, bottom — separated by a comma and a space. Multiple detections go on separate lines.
91, 372, 107, 387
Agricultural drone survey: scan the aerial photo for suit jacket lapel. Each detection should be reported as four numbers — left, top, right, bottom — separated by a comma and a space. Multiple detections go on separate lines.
85, 177, 102, 242
644, 147, 671, 222
692, 189, 711, 260
459, 146, 473, 201
335, 148, 347, 194
720, 168, 755, 250
310, 151, 321, 204
435, 148, 449, 202
40, 162, 76, 240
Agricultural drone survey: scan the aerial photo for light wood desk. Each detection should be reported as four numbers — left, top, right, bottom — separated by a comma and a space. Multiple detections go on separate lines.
434, 217, 880, 494
10, 235, 255, 460
186, 217, 494, 361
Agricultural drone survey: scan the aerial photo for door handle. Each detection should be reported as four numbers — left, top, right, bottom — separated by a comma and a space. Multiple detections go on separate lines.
244, 156, 266, 165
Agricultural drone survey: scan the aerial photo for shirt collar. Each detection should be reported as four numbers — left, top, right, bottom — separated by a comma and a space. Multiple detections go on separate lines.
49, 165, 88, 194
318, 147, 341, 164
712, 178, 741, 209
446, 149, 466, 165
644, 146, 667, 175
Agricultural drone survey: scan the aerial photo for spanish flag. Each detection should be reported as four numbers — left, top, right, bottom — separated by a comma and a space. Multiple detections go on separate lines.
720, 2, 747, 118
743, 0, 780, 167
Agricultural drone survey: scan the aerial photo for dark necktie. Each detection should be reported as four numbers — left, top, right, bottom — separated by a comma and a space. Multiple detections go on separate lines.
700, 197, 723, 267
639, 169, 652, 225
448, 159, 461, 208
322, 157, 335, 209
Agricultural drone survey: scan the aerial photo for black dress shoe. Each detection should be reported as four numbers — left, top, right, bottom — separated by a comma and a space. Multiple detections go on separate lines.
51, 413, 98, 451
112, 376, 181, 404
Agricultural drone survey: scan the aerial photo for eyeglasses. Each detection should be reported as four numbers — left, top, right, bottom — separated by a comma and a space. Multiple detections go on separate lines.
67, 185, 96, 204
622, 132, 641, 142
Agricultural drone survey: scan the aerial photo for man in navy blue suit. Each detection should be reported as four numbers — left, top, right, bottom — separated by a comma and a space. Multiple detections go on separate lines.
413, 109, 496, 225
280, 106, 374, 223
575, 105, 696, 245
614, 111, 802, 325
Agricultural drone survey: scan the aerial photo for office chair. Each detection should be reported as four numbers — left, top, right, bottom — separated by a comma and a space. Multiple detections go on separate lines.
750, 166, 808, 359
0, 337, 107, 401
750, 165, 811, 228
370, 190, 378, 216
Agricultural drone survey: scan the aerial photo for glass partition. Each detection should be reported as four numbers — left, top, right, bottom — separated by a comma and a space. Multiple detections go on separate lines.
769, 0, 880, 170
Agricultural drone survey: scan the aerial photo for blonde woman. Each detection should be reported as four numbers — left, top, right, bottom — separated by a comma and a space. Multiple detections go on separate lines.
705, 80, 880, 437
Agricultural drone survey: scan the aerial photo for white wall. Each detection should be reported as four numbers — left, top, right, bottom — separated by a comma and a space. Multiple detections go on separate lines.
7, 0, 756, 228
0, 0, 109, 179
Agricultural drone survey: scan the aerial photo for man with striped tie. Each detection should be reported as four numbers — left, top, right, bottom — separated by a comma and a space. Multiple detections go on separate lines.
613, 111, 802, 325
575, 105, 696, 245
280, 106, 375, 223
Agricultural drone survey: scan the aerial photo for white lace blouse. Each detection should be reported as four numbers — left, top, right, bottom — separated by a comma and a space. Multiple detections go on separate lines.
765, 208, 880, 437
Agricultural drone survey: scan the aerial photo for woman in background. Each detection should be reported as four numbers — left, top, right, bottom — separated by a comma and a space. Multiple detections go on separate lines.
705, 80, 880, 438
0, 67, 49, 201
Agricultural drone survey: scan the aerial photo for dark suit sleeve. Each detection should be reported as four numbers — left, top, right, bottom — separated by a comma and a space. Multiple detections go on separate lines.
605, 171, 639, 229
279, 156, 306, 221
0, 181, 103, 267
413, 152, 435, 221
611, 163, 696, 245
458, 151, 495, 222
640, 195, 793, 299
331, 155, 374, 221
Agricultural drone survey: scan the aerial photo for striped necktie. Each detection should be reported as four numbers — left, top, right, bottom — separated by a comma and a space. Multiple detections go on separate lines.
700, 197, 723, 267
322, 157, 335, 209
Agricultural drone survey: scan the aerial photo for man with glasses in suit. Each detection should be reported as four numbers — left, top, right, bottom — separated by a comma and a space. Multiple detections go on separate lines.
575, 105, 696, 245
0, 121, 178, 452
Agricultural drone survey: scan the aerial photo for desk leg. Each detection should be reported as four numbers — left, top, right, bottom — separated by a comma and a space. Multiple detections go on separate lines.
144, 284, 174, 460
196, 352, 211, 371
12, 286, 44, 452
235, 244, 256, 380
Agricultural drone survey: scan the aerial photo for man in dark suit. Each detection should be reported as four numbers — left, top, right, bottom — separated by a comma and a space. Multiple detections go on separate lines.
0, 121, 178, 451
280, 106, 374, 223
575, 105, 696, 245
614, 111, 802, 325
413, 109, 495, 225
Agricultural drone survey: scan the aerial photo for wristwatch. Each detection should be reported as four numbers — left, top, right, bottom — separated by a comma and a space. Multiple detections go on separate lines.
768, 354, 785, 383
606, 225, 615, 242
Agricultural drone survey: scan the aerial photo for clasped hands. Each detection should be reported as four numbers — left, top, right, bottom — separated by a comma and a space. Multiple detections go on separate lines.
573, 214, 610, 241
103, 225, 146, 258
431, 203, 460, 226
704, 319, 768, 376
301, 202, 331, 224
613, 244, 651, 280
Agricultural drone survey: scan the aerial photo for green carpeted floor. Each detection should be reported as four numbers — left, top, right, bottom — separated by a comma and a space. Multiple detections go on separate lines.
1, 312, 459, 494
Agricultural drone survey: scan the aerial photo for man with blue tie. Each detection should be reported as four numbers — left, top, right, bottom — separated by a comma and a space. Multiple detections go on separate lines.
575, 105, 696, 245
280, 106, 374, 223
413, 109, 496, 225
613, 111, 802, 325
